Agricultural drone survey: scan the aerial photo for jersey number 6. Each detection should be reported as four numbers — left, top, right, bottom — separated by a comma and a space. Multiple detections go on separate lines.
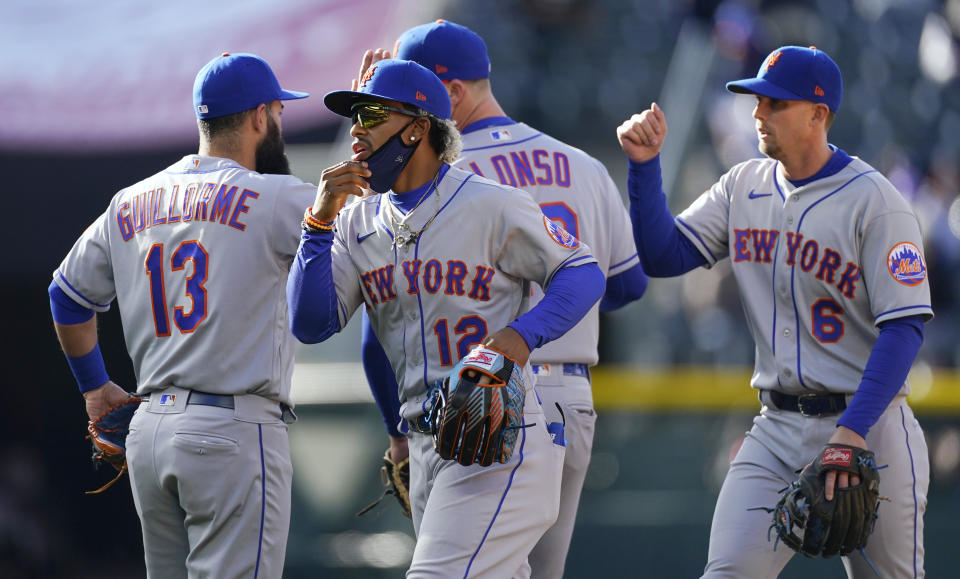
811, 298, 844, 343
145, 240, 209, 337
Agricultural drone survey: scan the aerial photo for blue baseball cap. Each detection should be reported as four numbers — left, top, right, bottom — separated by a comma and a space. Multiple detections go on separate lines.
193, 52, 309, 119
393, 19, 491, 81
726, 46, 842, 112
324, 59, 452, 120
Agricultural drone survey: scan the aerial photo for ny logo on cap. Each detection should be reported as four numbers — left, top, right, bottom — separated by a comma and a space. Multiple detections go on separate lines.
763, 50, 782, 72
415, 91, 427, 102
360, 65, 377, 88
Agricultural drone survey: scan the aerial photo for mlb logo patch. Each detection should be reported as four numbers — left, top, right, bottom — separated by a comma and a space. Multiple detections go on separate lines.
490, 129, 512, 141
197, 105, 208, 114
159, 394, 177, 406
532, 364, 552, 376
887, 242, 926, 286
542, 216, 580, 249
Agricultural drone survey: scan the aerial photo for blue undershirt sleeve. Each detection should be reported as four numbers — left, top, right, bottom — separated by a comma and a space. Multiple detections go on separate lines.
49, 280, 96, 324
287, 230, 340, 344
48, 281, 110, 392
599, 262, 648, 312
508, 262, 605, 350
837, 315, 925, 437
628, 157, 707, 276
361, 311, 405, 437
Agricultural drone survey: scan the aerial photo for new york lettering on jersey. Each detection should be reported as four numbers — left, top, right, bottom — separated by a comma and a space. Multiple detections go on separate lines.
360, 260, 496, 304
733, 228, 862, 298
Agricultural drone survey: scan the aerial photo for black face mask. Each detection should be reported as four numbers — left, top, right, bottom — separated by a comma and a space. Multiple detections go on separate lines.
365, 122, 419, 193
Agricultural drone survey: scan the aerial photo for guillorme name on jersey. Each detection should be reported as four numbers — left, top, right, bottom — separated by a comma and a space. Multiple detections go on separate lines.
117, 182, 260, 241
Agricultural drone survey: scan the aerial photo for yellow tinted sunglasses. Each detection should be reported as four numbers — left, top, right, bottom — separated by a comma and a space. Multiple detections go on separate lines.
350, 101, 423, 128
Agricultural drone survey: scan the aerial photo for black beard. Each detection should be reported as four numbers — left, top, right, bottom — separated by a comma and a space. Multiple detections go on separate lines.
255, 116, 291, 175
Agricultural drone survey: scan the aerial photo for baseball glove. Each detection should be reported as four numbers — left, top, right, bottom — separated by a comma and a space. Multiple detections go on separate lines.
85, 394, 141, 495
356, 448, 411, 518
432, 345, 526, 467
771, 443, 881, 558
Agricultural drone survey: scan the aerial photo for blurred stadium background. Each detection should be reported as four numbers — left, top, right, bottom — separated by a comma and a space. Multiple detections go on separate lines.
3, 0, 959, 576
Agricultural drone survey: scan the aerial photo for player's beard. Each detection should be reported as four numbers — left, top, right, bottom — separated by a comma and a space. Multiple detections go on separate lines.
255, 115, 291, 175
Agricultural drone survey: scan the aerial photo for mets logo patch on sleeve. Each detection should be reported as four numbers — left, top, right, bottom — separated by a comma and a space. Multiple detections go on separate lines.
887, 242, 926, 286
542, 215, 580, 249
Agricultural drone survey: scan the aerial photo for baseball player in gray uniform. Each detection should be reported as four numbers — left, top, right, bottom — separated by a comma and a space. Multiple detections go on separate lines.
354, 19, 648, 578
286, 59, 606, 577
49, 52, 316, 578
618, 46, 931, 577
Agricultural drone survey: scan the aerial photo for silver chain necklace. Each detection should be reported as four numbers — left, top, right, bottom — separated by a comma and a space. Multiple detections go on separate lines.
391, 169, 442, 249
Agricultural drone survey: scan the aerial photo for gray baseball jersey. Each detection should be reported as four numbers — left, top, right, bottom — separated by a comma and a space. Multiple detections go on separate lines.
676, 154, 932, 577
330, 165, 596, 415
327, 165, 596, 576
457, 120, 639, 577
458, 121, 639, 366
54, 155, 315, 406
676, 155, 932, 394
53, 154, 315, 577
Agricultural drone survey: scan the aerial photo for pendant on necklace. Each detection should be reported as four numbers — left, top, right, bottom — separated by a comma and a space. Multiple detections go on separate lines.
393, 222, 416, 248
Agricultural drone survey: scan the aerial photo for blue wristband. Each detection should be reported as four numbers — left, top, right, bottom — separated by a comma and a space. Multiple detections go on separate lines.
66, 343, 110, 393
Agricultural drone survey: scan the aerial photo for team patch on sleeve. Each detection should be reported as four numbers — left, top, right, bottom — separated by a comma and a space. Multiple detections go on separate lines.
887, 242, 926, 286
542, 215, 580, 249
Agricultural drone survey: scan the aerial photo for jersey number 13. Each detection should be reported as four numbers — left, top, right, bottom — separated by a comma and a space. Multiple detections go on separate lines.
145, 240, 208, 336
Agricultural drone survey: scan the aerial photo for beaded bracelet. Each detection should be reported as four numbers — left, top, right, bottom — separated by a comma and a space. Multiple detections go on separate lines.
302, 220, 334, 233
303, 207, 334, 232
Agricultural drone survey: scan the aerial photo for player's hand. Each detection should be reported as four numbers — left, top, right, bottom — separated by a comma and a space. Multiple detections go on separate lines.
83, 381, 134, 421
617, 102, 667, 163
388, 435, 409, 463
482, 327, 531, 368
351, 48, 393, 91
824, 426, 867, 500
311, 161, 372, 222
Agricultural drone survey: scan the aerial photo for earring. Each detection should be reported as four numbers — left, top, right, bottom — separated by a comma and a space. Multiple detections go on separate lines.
410, 136, 416, 141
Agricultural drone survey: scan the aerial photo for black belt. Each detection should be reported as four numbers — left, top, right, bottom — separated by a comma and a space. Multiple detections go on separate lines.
763, 390, 847, 417
142, 391, 235, 409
